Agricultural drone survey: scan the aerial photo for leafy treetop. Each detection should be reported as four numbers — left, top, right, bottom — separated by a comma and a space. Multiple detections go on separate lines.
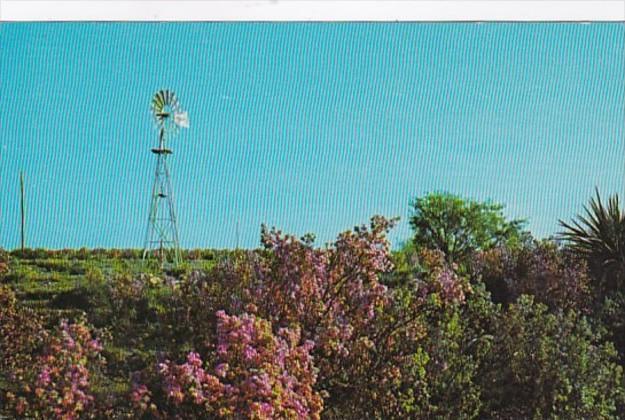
409, 192, 527, 264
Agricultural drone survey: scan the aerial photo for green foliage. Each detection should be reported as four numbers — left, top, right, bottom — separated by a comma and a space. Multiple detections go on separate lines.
479, 295, 625, 419
596, 291, 625, 362
418, 308, 483, 418
50, 267, 111, 324
409, 282, 497, 419
32, 258, 86, 275
560, 189, 625, 296
410, 192, 527, 265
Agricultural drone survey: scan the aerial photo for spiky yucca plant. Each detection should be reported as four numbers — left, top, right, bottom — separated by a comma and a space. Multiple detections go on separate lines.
559, 189, 625, 295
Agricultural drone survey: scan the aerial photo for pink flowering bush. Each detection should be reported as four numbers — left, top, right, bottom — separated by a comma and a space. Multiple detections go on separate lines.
417, 248, 470, 305
254, 217, 393, 359
132, 310, 322, 419
4, 318, 104, 420
158, 251, 259, 355
0, 286, 47, 380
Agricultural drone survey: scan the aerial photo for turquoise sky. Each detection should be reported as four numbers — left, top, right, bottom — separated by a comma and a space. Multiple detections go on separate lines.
1, 23, 624, 250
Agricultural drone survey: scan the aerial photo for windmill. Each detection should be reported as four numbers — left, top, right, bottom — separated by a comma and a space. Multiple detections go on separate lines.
143, 90, 189, 266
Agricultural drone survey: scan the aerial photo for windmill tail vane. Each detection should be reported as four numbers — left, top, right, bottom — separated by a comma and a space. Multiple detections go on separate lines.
174, 111, 190, 128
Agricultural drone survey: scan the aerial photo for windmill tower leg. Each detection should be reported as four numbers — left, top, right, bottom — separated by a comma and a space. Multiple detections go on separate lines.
162, 159, 181, 264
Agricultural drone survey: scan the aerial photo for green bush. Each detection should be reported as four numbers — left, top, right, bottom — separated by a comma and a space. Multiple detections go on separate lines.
50, 267, 112, 325
479, 295, 625, 419
596, 291, 625, 362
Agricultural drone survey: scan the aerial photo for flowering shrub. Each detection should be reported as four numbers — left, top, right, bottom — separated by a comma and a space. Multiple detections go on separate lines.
4, 318, 104, 420
416, 248, 470, 305
254, 217, 392, 353
0, 287, 46, 376
255, 216, 393, 328
137, 217, 443, 417
251, 218, 405, 412
158, 252, 259, 355
133, 310, 322, 419
1, 286, 48, 414
0, 248, 8, 275
473, 242, 592, 312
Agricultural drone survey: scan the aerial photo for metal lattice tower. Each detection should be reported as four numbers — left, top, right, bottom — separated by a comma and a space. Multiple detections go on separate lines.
143, 90, 189, 265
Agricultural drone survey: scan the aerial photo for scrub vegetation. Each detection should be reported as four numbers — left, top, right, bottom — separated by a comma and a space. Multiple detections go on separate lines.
2, 191, 625, 419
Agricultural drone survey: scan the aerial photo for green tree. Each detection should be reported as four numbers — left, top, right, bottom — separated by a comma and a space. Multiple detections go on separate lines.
409, 193, 527, 264
559, 190, 625, 362
559, 189, 625, 296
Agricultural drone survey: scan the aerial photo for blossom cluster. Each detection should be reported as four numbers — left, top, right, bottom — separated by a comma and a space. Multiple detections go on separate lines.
0, 286, 46, 377
4, 317, 103, 420
417, 248, 469, 305
255, 217, 395, 363
132, 310, 322, 419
